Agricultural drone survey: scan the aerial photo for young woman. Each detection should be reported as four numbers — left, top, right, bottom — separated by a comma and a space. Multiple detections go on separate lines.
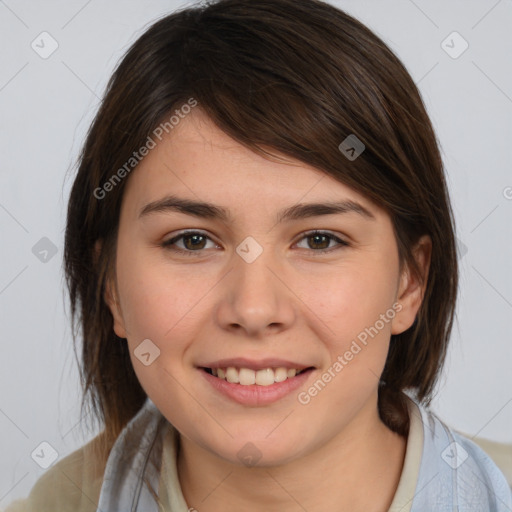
6, 0, 511, 511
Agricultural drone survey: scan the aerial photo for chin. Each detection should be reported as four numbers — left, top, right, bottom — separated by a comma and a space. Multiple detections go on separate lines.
203, 432, 306, 469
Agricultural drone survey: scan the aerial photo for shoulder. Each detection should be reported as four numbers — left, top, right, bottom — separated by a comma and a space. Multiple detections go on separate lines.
3, 431, 111, 512
469, 435, 512, 487
412, 400, 512, 511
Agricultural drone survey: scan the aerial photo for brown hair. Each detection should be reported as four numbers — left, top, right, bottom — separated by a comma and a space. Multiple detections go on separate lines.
64, 0, 458, 446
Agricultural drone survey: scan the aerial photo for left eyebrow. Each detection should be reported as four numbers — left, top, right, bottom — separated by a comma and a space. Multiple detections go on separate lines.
138, 194, 375, 222
276, 200, 375, 223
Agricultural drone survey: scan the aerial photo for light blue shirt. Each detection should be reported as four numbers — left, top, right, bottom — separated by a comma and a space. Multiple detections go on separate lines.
96, 398, 512, 511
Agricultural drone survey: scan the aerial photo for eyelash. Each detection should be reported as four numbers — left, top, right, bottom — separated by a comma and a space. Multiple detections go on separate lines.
161, 230, 349, 257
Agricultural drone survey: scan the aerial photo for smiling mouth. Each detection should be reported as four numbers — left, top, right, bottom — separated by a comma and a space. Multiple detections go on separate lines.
201, 366, 314, 386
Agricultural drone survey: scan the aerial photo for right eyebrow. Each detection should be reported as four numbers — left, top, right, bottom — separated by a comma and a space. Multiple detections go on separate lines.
139, 195, 232, 222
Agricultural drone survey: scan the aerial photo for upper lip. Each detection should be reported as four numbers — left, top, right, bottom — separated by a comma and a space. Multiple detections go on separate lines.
198, 358, 314, 371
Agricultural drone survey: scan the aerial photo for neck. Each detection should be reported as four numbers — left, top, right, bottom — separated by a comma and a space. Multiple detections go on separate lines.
177, 397, 407, 512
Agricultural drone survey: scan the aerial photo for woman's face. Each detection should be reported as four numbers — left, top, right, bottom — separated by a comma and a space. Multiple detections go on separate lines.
107, 107, 426, 466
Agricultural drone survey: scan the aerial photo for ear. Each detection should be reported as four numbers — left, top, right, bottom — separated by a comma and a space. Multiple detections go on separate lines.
391, 235, 431, 335
95, 239, 128, 339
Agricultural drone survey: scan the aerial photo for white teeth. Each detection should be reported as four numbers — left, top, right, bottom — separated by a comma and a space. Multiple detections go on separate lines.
274, 367, 288, 382
255, 368, 275, 386
210, 366, 307, 385
225, 367, 239, 383
239, 368, 256, 385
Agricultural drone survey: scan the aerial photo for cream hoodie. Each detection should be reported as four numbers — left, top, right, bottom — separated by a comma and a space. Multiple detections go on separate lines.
4, 397, 511, 512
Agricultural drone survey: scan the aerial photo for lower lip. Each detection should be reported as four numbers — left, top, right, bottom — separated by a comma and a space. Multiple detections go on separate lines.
198, 368, 315, 406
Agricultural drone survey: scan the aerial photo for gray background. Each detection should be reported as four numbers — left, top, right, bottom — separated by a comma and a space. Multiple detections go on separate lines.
1, 0, 511, 505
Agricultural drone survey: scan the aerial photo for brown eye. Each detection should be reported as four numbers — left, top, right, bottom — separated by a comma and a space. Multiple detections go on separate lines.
182, 233, 207, 250
162, 231, 217, 255
306, 233, 330, 250
296, 231, 349, 253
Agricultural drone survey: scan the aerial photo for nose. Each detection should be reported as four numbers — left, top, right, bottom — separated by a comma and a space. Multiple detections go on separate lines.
214, 246, 296, 338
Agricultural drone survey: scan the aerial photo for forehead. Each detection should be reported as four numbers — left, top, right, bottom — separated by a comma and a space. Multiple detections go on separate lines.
121, 108, 382, 221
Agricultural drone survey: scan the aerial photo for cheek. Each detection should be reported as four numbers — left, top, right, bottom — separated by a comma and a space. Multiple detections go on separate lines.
307, 264, 397, 334
114, 246, 205, 359
114, 248, 207, 400
302, 258, 398, 380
